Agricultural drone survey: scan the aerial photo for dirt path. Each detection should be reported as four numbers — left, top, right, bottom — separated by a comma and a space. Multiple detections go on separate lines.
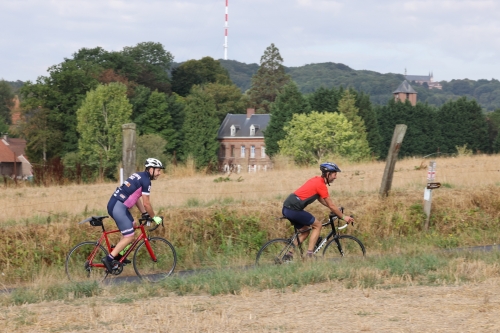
2, 278, 500, 332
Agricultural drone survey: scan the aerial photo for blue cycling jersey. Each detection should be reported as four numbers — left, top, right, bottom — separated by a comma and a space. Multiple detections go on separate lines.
112, 171, 151, 208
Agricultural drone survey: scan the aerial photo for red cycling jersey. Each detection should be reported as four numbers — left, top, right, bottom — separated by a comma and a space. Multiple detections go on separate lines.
283, 176, 328, 210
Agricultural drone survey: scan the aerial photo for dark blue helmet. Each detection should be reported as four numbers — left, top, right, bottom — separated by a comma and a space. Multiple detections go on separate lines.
320, 162, 341, 174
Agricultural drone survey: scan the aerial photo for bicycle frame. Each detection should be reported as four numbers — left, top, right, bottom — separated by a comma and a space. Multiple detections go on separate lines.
87, 220, 158, 271
287, 213, 349, 256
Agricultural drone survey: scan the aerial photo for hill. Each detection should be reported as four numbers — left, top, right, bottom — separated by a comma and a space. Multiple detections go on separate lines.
218, 60, 500, 111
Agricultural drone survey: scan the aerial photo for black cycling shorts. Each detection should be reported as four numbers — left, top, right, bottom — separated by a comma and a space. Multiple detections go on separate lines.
282, 206, 315, 229
107, 196, 135, 237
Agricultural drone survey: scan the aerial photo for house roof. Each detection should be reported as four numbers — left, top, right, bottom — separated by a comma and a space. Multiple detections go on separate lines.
218, 114, 270, 139
0, 140, 19, 162
405, 75, 431, 82
3, 138, 27, 157
393, 80, 417, 94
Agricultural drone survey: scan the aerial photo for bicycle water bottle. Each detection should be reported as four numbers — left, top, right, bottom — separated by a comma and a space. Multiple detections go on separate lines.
119, 244, 131, 256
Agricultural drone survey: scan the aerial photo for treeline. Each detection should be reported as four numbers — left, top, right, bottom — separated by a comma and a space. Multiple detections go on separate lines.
218, 60, 500, 111
2, 42, 500, 183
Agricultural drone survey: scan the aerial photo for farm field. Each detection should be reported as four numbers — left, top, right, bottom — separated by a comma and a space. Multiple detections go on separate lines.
1, 154, 499, 224
2, 154, 500, 332
3, 278, 500, 332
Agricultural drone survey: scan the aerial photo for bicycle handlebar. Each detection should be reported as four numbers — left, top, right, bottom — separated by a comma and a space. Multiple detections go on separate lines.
138, 216, 164, 232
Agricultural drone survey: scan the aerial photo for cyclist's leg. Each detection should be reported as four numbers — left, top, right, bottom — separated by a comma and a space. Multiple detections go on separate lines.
282, 207, 317, 253
307, 219, 322, 252
106, 197, 135, 257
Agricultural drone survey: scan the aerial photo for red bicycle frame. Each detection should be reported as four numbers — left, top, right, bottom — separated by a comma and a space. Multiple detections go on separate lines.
87, 221, 158, 270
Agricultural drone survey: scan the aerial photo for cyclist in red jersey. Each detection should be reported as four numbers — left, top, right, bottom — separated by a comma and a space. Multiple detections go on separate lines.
282, 162, 355, 258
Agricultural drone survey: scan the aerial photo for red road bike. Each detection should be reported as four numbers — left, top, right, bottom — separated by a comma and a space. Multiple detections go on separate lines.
65, 215, 176, 283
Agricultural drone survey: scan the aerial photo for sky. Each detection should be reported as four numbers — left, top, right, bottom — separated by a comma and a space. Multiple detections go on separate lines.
1, 0, 499, 83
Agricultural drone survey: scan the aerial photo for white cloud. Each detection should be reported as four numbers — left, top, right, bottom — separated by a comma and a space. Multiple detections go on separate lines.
1, 0, 499, 82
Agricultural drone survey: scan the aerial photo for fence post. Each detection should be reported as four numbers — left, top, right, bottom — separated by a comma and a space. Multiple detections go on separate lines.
122, 123, 137, 181
424, 161, 437, 230
379, 124, 407, 197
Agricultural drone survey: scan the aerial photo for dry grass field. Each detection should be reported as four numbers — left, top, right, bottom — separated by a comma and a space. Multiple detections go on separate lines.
2, 155, 500, 332
3, 278, 500, 332
1, 154, 500, 224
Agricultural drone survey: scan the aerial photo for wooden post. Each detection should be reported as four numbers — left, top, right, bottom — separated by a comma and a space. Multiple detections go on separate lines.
122, 123, 137, 180
424, 161, 436, 230
379, 124, 407, 197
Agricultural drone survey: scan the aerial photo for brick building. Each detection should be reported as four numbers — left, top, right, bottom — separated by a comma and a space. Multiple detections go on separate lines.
393, 80, 418, 106
217, 108, 272, 173
0, 135, 32, 179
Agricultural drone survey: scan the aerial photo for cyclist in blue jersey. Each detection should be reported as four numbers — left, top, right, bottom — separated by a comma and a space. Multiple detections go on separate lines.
102, 158, 165, 272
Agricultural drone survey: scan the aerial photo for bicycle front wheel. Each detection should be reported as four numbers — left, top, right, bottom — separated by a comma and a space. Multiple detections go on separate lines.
322, 235, 365, 262
255, 238, 296, 266
133, 237, 177, 282
65, 241, 108, 283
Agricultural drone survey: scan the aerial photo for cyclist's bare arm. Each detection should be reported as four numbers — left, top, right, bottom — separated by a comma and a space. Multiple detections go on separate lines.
142, 194, 156, 217
136, 199, 147, 214
318, 197, 354, 223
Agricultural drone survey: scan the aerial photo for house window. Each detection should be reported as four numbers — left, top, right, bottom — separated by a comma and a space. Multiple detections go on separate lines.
240, 145, 245, 157
220, 145, 225, 157
250, 145, 255, 158
250, 125, 255, 136
261, 146, 266, 158
230, 145, 235, 157
230, 125, 236, 136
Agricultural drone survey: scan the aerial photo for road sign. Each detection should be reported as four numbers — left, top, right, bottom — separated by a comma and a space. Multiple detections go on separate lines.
426, 182, 441, 189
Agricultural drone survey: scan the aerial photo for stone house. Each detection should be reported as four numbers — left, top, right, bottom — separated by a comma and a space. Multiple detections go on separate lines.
217, 108, 272, 173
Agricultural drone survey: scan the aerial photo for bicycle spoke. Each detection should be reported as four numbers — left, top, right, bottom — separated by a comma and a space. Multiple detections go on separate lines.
322, 235, 365, 263
133, 237, 177, 282
65, 241, 108, 283
256, 239, 296, 266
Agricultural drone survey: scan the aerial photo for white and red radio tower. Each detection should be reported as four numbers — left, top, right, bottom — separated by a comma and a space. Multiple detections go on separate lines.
223, 0, 229, 60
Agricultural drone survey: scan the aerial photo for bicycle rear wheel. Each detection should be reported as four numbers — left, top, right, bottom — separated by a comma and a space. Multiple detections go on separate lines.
65, 241, 108, 283
255, 238, 296, 266
322, 235, 365, 262
133, 237, 177, 282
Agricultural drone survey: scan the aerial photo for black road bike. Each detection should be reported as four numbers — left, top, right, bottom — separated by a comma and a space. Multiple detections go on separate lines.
256, 208, 365, 265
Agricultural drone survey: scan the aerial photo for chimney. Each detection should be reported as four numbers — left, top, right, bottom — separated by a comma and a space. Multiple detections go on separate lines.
246, 108, 255, 119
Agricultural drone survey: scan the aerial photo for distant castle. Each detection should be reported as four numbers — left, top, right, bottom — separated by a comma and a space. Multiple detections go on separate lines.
404, 70, 442, 90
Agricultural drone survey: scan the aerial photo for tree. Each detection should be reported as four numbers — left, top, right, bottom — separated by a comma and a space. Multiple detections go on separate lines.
279, 111, 371, 164
436, 97, 489, 154
76, 83, 133, 178
121, 42, 174, 93
200, 82, 248, 123
0, 117, 9, 135
248, 43, 291, 113
171, 57, 232, 97
20, 60, 101, 155
376, 99, 441, 158
337, 91, 366, 134
487, 109, 500, 153
136, 134, 169, 170
0, 80, 14, 125
348, 89, 382, 157
308, 86, 343, 113
264, 82, 310, 157
20, 107, 63, 163
181, 86, 220, 168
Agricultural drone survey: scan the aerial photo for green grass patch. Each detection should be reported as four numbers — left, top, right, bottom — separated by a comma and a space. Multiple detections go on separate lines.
3, 249, 499, 306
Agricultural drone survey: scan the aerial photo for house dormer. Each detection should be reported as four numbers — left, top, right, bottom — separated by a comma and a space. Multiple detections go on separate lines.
250, 124, 260, 136
230, 124, 240, 137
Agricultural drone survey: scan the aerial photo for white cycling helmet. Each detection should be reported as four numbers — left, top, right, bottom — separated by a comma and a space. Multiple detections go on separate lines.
145, 158, 165, 169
